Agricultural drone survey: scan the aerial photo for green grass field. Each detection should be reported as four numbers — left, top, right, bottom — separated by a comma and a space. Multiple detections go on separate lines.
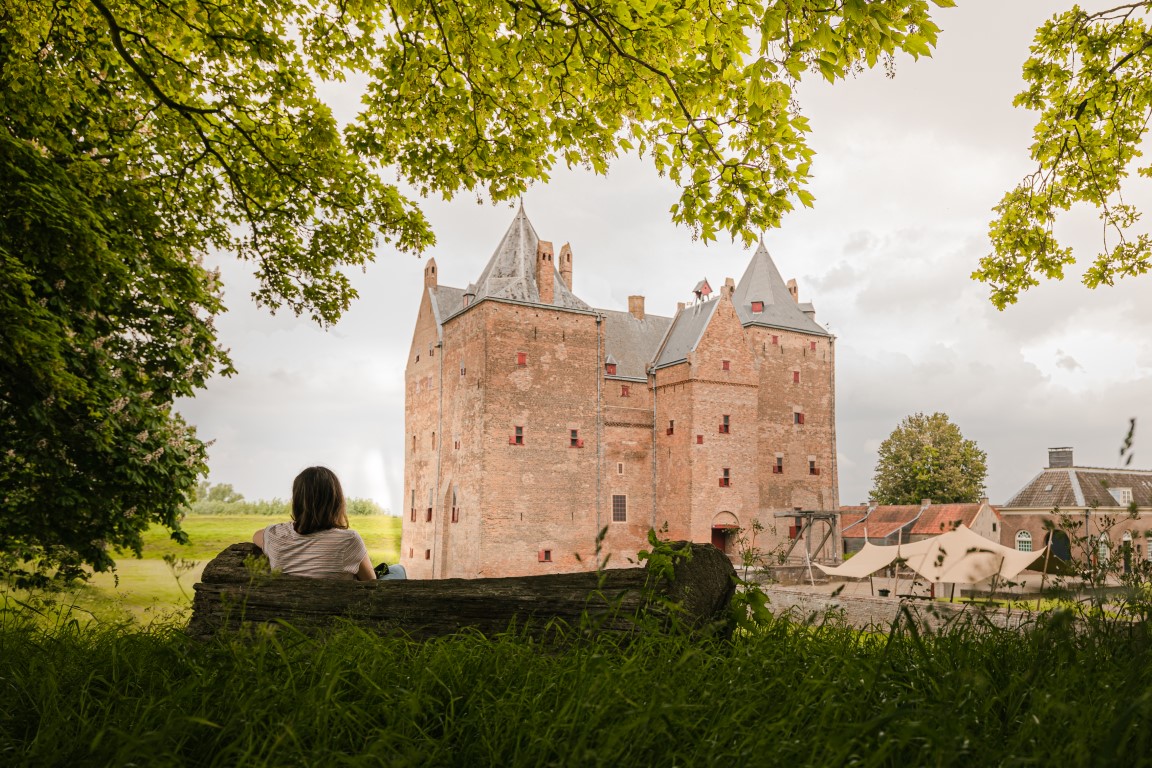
3, 599, 1152, 766
66, 515, 402, 623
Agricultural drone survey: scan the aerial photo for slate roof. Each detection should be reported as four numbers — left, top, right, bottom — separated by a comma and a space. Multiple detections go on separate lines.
468, 205, 591, 311
1004, 467, 1152, 508
651, 298, 720, 369
731, 242, 829, 336
599, 309, 673, 380
428, 286, 465, 338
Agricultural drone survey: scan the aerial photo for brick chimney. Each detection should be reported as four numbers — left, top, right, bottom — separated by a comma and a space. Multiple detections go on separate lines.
786, 278, 799, 303
424, 258, 438, 288
720, 277, 735, 299
628, 295, 645, 320
1048, 447, 1074, 468
559, 243, 573, 290
536, 240, 554, 305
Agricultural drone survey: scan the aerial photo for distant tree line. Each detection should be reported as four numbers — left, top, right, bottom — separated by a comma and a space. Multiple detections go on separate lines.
189, 483, 388, 516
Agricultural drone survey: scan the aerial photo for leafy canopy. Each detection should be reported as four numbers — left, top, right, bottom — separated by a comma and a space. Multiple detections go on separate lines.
977, 2, 1152, 308
1, 0, 952, 580
870, 412, 987, 506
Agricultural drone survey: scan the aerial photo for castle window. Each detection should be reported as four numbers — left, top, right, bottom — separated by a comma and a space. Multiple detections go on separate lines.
666, 420, 674, 436
794, 412, 805, 426
792, 371, 800, 384
425, 507, 432, 522
409, 548, 413, 559
516, 352, 527, 366
612, 495, 627, 522
722, 360, 730, 371
416, 354, 420, 362
605, 363, 617, 375
539, 549, 552, 563
410, 490, 415, 521
510, 426, 524, 445
809, 341, 817, 351
697, 434, 704, 445
431, 432, 435, 449
425, 549, 431, 560
429, 344, 434, 357
460, 363, 466, 376
751, 301, 764, 313
809, 460, 820, 476
617, 462, 624, 475
621, 385, 630, 397
451, 490, 459, 523
719, 415, 730, 434
1015, 530, 1033, 552
570, 429, 584, 448
719, 468, 731, 488
771, 335, 779, 345
412, 435, 416, 452
774, 456, 784, 474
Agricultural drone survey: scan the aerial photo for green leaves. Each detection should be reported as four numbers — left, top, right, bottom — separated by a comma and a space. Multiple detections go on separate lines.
870, 412, 988, 506
342, 0, 945, 245
979, 3, 1152, 307
1, 0, 956, 578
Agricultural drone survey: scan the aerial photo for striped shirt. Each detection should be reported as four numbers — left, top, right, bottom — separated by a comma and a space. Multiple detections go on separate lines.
261, 522, 368, 580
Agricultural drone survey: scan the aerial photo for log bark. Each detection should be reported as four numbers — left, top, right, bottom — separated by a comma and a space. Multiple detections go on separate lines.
187, 541, 735, 641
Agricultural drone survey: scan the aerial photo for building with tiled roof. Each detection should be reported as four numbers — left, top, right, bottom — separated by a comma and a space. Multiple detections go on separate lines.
840, 499, 1001, 555
402, 206, 839, 578
998, 447, 1152, 568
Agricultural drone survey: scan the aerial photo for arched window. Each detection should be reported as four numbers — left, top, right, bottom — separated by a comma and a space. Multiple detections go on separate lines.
1015, 530, 1033, 552
1098, 533, 1111, 561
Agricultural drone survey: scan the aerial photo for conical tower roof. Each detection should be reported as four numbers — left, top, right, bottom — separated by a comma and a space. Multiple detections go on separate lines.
470, 204, 590, 310
732, 241, 828, 335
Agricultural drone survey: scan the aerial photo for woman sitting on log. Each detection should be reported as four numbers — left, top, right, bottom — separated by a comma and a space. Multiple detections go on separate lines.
253, 466, 403, 581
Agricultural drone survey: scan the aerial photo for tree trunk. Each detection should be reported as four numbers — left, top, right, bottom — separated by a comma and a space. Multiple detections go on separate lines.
187, 541, 735, 641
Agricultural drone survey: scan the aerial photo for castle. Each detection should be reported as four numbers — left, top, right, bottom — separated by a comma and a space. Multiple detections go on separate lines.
400, 207, 839, 578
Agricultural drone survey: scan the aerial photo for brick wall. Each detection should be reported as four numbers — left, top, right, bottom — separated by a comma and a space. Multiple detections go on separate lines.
404, 257, 840, 579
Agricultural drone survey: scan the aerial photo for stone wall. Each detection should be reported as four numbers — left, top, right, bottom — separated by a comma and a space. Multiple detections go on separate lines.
762, 586, 1037, 632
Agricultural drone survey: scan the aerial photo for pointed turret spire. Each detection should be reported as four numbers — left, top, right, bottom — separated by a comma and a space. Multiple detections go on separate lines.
466, 206, 590, 310
731, 241, 828, 336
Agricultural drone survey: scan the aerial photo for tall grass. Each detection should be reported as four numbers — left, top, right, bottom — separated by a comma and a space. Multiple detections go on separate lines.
2, 601, 1151, 766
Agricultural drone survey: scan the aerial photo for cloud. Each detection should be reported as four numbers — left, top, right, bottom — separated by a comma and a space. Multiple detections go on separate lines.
1055, 349, 1083, 372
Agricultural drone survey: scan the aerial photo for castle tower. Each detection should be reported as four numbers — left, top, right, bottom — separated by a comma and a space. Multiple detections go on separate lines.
402, 216, 837, 578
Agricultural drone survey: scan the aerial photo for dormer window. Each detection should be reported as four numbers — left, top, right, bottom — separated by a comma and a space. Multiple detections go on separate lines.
605, 363, 616, 375
1111, 488, 1134, 506
751, 301, 764, 313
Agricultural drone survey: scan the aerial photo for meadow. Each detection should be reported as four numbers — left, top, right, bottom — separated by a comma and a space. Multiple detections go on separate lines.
2, 597, 1151, 766
72, 514, 402, 622
5, 517, 1152, 765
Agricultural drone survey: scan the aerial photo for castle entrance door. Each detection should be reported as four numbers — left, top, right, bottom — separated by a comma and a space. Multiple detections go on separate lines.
711, 511, 740, 555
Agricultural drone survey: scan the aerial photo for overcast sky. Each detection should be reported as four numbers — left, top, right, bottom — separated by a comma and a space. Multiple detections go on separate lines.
177, 0, 1151, 512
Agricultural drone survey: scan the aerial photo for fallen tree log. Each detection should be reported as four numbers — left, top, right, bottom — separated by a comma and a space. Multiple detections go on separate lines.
188, 541, 735, 641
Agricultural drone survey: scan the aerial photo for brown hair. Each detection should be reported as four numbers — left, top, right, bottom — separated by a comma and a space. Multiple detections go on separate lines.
291, 466, 348, 535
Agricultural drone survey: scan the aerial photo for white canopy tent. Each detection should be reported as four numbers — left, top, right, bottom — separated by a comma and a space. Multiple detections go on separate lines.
817, 525, 1046, 584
